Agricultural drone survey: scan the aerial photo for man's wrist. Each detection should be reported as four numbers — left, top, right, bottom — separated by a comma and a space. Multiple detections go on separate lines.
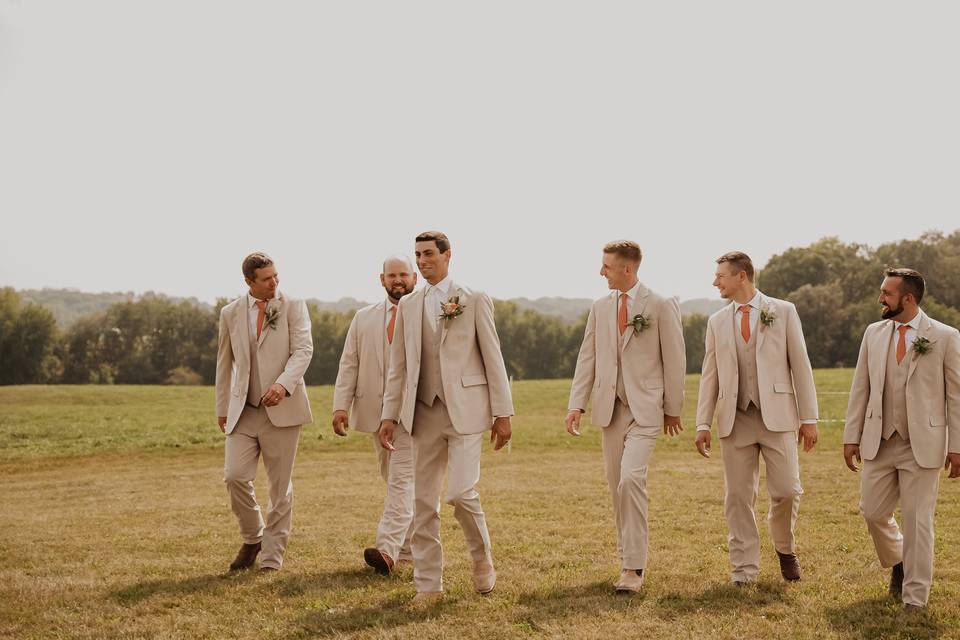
696, 424, 711, 432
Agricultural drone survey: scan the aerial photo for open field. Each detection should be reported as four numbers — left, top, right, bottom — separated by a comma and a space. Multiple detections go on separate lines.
1, 372, 959, 639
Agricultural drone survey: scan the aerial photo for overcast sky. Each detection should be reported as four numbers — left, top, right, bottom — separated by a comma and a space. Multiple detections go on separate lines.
1, 1, 957, 304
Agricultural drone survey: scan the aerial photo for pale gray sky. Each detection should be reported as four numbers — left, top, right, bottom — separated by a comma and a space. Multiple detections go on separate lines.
1, 1, 957, 304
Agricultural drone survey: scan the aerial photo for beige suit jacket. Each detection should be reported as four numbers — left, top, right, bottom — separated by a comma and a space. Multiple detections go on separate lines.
568, 283, 686, 427
696, 293, 818, 438
844, 310, 960, 469
215, 292, 314, 434
333, 301, 391, 433
381, 282, 514, 435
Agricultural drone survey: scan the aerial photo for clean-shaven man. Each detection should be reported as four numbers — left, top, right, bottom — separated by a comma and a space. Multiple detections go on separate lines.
695, 251, 818, 585
332, 255, 417, 575
566, 240, 686, 593
379, 231, 513, 605
844, 268, 960, 611
215, 252, 314, 572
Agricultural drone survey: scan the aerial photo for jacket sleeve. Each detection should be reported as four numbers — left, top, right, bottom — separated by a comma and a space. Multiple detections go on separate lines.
332, 312, 361, 412
843, 327, 872, 445
381, 303, 407, 423
944, 328, 960, 454
275, 299, 313, 394
785, 303, 819, 422
660, 296, 686, 417
695, 316, 719, 429
568, 305, 597, 412
215, 307, 233, 418
475, 292, 514, 418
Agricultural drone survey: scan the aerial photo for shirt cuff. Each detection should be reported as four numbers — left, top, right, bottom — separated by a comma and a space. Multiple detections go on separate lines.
800, 420, 817, 425
696, 424, 711, 432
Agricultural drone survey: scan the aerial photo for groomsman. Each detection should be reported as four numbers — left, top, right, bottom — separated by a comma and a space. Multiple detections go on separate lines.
844, 268, 960, 610
332, 255, 418, 575
566, 240, 686, 593
695, 251, 818, 585
215, 252, 314, 572
379, 231, 514, 604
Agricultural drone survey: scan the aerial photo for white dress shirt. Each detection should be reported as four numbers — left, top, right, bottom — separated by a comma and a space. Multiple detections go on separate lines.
424, 276, 453, 330
891, 312, 921, 353
385, 299, 398, 328
247, 293, 270, 339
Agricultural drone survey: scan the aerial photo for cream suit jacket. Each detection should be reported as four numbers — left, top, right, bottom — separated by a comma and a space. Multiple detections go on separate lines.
333, 301, 391, 433
215, 292, 314, 434
844, 310, 960, 469
568, 284, 686, 427
380, 282, 514, 435
696, 293, 818, 438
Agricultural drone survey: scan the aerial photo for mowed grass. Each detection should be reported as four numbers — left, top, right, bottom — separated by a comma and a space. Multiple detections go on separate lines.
1, 372, 959, 639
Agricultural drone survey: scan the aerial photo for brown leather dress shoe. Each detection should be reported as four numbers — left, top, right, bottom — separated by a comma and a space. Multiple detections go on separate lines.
364, 547, 394, 576
889, 562, 904, 599
777, 551, 801, 581
229, 542, 262, 571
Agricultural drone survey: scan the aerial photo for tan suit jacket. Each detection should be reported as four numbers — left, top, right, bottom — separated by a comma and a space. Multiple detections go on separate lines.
381, 282, 514, 435
568, 283, 686, 427
844, 310, 960, 469
696, 293, 818, 437
215, 292, 314, 434
333, 301, 391, 433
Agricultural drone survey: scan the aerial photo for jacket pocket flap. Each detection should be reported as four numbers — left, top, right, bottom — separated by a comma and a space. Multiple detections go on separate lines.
773, 382, 794, 393
930, 415, 947, 427
643, 378, 664, 389
461, 374, 488, 387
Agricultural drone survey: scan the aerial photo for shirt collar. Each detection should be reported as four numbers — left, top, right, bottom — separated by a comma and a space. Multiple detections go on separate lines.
896, 312, 922, 331
736, 291, 762, 311
386, 298, 398, 311
428, 276, 452, 299
618, 280, 642, 302
248, 292, 276, 309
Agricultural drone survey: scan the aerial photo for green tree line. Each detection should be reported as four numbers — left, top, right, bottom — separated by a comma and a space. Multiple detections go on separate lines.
2, 230, 958, 385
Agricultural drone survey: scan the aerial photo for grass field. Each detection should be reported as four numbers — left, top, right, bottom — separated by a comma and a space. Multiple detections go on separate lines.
1, 371, 959, 639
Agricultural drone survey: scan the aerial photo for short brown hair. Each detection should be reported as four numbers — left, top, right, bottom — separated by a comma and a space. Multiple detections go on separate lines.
884, 267, 925, 304
716, 251, 754, 282
415, 231, 451, 253
242, 252, 274, 280
603, 240, 642, 264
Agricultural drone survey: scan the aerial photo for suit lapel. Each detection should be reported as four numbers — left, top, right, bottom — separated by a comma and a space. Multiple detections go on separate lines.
907, 311, 931, 382
375, 301, 387, 375
755, 293, 768, 352
622, 283, 650, 351
408, 288, 425, 365
719, 302, 736, 364
257, 293, 282, 349
871, 320, 893, 392
440, 282, 458, 345
234, 297, 251, 368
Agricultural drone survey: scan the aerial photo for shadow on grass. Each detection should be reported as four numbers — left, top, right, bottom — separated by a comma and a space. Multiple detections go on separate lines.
655, 580, 787, 620
111, 572, 249, 604
826, 597, 944, 640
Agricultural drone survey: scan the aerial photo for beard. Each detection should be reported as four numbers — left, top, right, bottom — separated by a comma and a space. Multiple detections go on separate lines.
881, 302, 904, 320
385, 283, 414, 301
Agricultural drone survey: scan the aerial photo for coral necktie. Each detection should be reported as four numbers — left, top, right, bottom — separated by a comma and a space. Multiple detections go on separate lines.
896, 324, 908, 364
387, 306, 397, 344
619, 293, 628, 336
739, 305, 751, 343
255, 300, 266, 339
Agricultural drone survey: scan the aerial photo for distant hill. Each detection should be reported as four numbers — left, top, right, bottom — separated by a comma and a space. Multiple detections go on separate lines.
15, 288, 725, 328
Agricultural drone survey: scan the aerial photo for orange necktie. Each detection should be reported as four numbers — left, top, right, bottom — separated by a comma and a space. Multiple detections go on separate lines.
739, 305, 751, 343
618, 293, 629, 336
387, 306, 397, 344
896, 324, 908, 364
255, 299, 266, 339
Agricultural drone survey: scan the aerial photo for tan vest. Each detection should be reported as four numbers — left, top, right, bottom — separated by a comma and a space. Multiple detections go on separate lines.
735, 316, 761, 412
616, 328, 629, 405
417, 301, 445, 406
881, 333, 910, 442
246, 325, 263, 407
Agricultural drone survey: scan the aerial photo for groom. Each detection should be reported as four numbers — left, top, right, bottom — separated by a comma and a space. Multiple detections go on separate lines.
379, 230, 514, 604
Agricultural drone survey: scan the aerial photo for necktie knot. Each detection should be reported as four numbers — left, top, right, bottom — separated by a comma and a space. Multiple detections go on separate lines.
256, 299, 267, 311
898, 325, 909, 335
739, 304, 751, 314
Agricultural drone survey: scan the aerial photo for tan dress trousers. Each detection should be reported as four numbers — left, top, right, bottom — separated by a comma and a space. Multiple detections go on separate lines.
410, 399, 491, 593
720, 404, 802, 583
372, 426, 415, 562
224, 405, 302, 569
601, 400, 661, 571
860, 433, 940, 607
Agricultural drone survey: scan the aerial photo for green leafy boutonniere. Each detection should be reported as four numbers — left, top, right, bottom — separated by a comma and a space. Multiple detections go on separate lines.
913, 336, 934, 356
440, 295, 465, 321
263, 305, 281, 331
760, 305, 777, 327
629, 313, 651, 335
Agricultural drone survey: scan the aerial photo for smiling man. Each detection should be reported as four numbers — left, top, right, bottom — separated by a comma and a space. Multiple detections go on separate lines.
844, 268, 960, 611
214, 252, 314, 573
566, 240, 686, 593
378, 230, 514, 605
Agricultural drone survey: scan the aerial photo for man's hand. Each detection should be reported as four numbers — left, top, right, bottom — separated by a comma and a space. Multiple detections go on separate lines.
565, 410, 583, 436
332, 410, 349, 437
663, 414, 682, 437
218, 416, 227, 433
945, 452, 960, 479
261, 383, 288, 407
378, 420, 397, 451
695, 430, 711, 458
491, 417, 512, 451
798, 424, 818, 452
843, 444, 862, 472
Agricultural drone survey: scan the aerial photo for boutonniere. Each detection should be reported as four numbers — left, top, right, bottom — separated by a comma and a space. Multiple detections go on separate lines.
439, 295, 465, 321
759, 305, 777, 327
629, 313, 651, 335
263, 304, 281, 331
913, 336, 935, 356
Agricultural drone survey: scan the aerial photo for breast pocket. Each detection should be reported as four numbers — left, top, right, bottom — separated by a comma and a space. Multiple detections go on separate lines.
773, 382, 794, 394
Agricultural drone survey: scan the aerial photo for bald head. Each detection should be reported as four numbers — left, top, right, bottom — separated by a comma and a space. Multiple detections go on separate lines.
381, 254, 417, 303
